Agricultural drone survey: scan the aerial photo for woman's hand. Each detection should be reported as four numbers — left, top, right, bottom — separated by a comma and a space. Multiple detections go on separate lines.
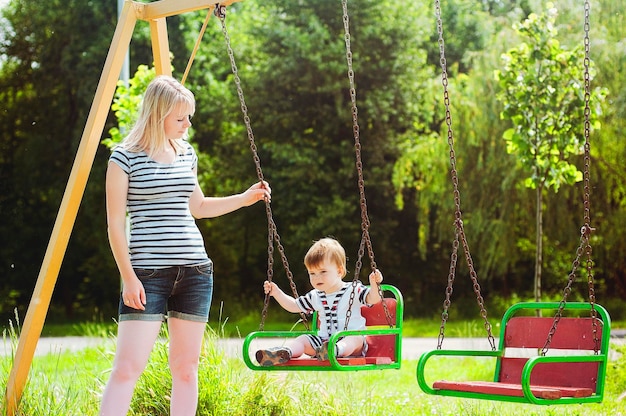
122, 275, 146, 310
243, 181, 271, 206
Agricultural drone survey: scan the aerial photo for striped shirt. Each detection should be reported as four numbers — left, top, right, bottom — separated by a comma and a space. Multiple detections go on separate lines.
109, 142, 210, 269
296, 282, 371, 339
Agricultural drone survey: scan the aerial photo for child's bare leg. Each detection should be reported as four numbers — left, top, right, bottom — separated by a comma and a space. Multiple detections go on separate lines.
288, 334, 317, 358
256, 335, 321, 366
335, 335, 365, 357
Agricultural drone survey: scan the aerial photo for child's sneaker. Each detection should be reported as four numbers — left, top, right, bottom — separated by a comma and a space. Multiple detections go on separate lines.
255, 347, 292, 366
315, 341, 329, 361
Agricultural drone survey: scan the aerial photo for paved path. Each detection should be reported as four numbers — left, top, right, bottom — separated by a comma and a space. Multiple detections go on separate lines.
2, 335, 624, 359
0, 337, 499, 358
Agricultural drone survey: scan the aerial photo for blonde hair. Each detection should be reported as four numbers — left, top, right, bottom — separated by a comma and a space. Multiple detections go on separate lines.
304, 238, 347, 278
121, 75, 195, 155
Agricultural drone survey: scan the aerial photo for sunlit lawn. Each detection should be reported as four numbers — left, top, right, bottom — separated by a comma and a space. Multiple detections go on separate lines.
2, 317, 626, 415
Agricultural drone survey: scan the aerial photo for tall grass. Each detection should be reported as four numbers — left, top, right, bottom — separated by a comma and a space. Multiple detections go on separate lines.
2, 316, 625, 415
2, 340, 626, 414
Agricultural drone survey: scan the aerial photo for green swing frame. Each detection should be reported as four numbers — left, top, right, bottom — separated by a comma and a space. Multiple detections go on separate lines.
242, 284, 403, 371
417, 302, 611, 405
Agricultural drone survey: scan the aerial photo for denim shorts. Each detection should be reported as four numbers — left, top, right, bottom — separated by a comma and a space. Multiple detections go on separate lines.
119, 262, 213, 323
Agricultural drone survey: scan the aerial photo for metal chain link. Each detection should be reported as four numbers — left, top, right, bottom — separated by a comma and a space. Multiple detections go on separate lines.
434, 0, 495, 350
215, 5, 309, 331
541, 0, 599, 355
341, 0, 393, 329
437, 231, 459, 348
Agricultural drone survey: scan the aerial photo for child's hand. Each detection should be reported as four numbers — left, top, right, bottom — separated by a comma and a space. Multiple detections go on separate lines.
263, 280, 277, 296
368, 269, 383, 286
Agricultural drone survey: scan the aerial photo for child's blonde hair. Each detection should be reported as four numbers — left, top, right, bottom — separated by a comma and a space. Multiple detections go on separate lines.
304, 237, 347, 278
121, 75, 195, 156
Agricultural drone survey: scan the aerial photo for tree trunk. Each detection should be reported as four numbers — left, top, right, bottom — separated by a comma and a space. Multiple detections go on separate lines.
534, 185, 543, 316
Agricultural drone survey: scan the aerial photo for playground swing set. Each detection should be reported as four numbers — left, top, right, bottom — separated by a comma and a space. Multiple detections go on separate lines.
3, 0, 609, 413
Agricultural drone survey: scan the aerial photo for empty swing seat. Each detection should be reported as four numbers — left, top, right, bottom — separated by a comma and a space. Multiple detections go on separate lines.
242, 284, 403, 371
417, 302, 611, 405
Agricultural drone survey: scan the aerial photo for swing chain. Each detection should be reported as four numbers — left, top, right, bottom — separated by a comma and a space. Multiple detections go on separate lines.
434, 0, 496, 351
542, 0, 599, 355
437, 230, 459, 348
216, 5, 309, 330
341, 0, 393, 329
582, 0, 599, 344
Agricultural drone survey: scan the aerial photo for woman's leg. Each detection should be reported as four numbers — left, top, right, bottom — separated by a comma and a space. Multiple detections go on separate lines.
100, 320, 162, 416
167, 317, 206, 416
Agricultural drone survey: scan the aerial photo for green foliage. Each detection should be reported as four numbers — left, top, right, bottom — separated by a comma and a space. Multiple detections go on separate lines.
0, 0, 625, 324
102, 65, 157, 149
494, 4, 607, 192
0, 0, 120, 321
425, 0, 495, 73
609, 344, 626, 396
492, 3, 609, 302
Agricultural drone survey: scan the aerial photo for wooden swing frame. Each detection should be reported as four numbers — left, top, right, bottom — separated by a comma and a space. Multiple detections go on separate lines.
243, 284, 404, 371
417, 302, 611, 405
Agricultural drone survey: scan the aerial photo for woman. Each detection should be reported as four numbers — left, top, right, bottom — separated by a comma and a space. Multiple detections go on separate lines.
100, 75, 270, 415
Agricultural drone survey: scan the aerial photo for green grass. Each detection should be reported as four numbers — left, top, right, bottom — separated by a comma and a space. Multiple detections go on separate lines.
2, 317, 626, 416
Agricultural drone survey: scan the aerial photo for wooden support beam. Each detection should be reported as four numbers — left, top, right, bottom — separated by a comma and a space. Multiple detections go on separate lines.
150, 17, 172, 76
135, 0, 239, 21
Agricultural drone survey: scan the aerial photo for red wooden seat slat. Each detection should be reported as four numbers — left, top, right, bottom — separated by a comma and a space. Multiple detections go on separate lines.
362, 298, 398, 361
499, 357, 600, 390
278, 356, 393, 367
498, 317, 604, 391
361, 298, 397, 326
432, 380, 594, 399
504, 316, 603, 349
432, 380, 564, 399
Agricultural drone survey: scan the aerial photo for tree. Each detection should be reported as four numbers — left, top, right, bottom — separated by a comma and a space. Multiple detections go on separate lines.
0, 0, 623, 322
0, 0, 120, 319
494, 4, 607, 303
0, 0, 189, 320
180, 0, 437, 309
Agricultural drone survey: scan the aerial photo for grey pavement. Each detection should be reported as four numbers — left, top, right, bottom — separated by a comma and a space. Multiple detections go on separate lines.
0, 336, 499, 358
0, 336, 442, 358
